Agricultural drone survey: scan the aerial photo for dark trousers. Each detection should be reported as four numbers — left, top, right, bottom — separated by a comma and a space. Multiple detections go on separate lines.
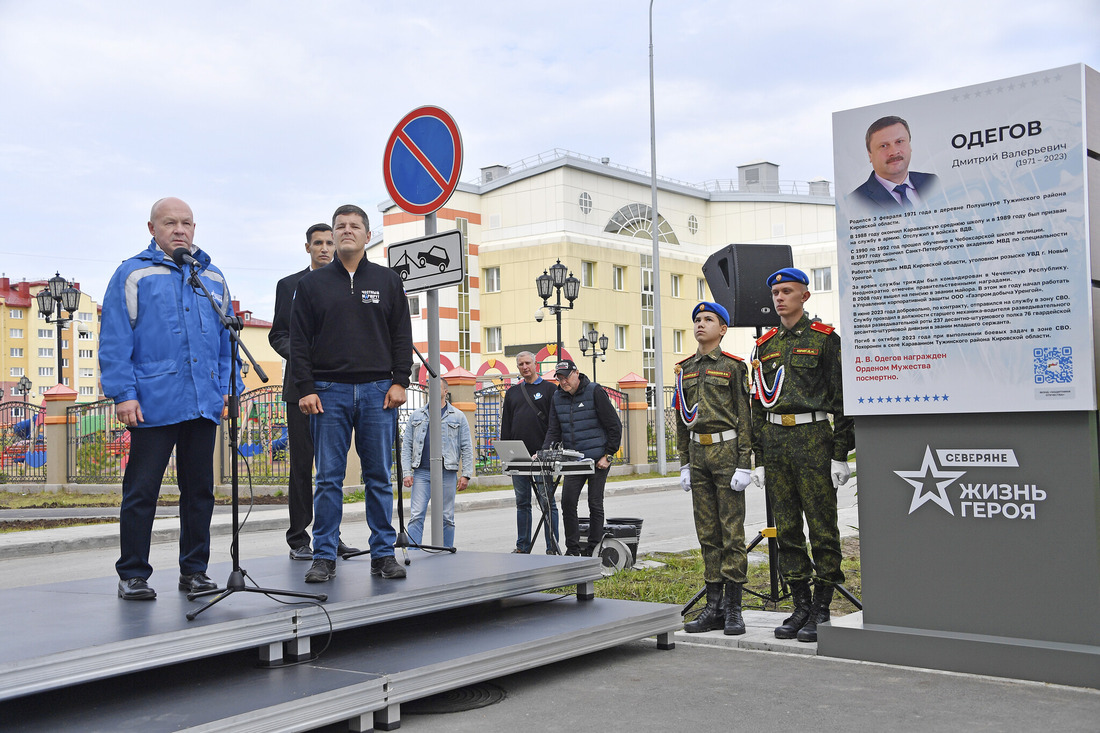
116, 419, 217, 581
285, 402, 314, 549
561, 466, 609, 555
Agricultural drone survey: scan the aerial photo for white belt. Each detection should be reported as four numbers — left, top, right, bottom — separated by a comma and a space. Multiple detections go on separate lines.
691, 429, 738, 445
766, 411, 829, 427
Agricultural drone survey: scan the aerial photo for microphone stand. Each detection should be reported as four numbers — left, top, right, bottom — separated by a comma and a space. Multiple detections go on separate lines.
342, 344, 456, 564
180, 260, 326, 620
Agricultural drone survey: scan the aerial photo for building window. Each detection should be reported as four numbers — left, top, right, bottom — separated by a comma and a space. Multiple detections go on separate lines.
408, 294, 421, 318
38, 348, 53, 358
79, 386, 95, 396
9, 309, 22, 319
9, 328, 23, 338
38, 367, 53, 377
10, 367, 24, 377
673, 330, 684, 354
579, 191, 592, 215
670, 274, 681, 298
604, 203, 680, 245
79, 349, 94, 359
697, 277, 706, 300
77, 311, 93, 321
62, 359, 69, 368
485, 327, 502, 353
688, 214, 699, 235
61, 340, 68, 349
640, 254, 654, 384
80, 368, 95, 378
581, 261, 596, 288
615, 325, 627, 350
10, 348, 22, 358
613, 266, 625, 291
484, 267, 500, 293
38, 329, 52, 339
813, 267, 832, 292
78, 330, 93, 340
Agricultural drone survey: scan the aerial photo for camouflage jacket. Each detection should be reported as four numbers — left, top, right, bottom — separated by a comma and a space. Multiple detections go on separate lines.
674, 346, 752, 469
750, 314, 855, 463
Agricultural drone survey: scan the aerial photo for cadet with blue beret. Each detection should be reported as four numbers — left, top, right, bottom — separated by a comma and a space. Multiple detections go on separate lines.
676, 301, 753, 635
750, 267, 854, 642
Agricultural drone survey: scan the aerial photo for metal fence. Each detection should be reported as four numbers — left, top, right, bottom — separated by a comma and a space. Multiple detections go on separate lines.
647, 386, 677, 464
1, 400, 47, 484
67, 398, 177, 484
223, 386, 287, 485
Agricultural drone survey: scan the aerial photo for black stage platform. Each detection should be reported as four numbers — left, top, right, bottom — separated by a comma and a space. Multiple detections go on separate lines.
1, 552, 681, 731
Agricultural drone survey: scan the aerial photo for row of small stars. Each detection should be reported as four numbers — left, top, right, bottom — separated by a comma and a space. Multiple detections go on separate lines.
857, 394, 950, 404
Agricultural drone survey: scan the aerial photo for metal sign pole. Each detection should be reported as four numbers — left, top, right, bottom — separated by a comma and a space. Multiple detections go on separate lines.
425, 212, 444, 546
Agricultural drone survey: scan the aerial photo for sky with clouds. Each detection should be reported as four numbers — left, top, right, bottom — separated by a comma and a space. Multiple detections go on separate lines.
1, 0, 1096, 318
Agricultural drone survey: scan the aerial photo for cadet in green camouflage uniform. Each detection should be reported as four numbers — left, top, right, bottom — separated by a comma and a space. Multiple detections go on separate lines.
750, 268, 855, 643
676, 301, 753, 635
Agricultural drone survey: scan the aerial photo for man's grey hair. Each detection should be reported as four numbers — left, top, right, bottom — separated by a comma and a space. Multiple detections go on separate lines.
515, 351, 536, 362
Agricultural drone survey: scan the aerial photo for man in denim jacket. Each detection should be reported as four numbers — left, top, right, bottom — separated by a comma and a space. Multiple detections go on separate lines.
400, 377, 474, 548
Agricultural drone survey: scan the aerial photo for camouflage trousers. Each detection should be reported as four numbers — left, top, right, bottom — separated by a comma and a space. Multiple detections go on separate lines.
760, 420, 843, 586
689, 439, 747, 583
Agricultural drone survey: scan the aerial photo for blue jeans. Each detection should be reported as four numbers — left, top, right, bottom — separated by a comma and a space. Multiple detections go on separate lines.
513, 474, 559, 553
407, 466, 456, 548
310, 380, 396, 561
116, 418, 216, 580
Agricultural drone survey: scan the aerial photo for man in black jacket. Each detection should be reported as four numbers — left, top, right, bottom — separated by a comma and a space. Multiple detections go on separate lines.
268, 223, 358, 562
542, 359, 622, 556
499, 351, 558, 553
290, 204, 412, 583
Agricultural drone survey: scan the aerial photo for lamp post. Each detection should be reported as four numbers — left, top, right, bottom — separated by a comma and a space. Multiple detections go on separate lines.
578, 327, 609, 382
18, 375, 32, 413
535, 259, 580, 361
35, 273, 81, 385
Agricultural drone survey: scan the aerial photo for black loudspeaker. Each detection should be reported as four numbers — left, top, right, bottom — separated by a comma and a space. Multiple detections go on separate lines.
702, 243, 793, 328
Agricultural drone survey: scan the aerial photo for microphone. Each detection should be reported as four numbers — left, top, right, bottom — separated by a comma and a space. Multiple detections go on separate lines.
171, 247, 200, 269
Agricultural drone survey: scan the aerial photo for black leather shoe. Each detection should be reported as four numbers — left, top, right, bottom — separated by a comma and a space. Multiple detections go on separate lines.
337, 540, 361, 559
289, 545, 314, 561
178, 572, 218, 593
370, 555, 407, 579
118, 577, 156, 601
305, 558, 336, 583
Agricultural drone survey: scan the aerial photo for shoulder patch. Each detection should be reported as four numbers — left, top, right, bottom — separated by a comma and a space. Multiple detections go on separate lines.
756, 328, 778, 346
810, 322, 835, 335
721, 351, 744, 362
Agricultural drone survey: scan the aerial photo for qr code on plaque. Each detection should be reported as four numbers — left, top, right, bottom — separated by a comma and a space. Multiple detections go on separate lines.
1034, 347, 1073, 384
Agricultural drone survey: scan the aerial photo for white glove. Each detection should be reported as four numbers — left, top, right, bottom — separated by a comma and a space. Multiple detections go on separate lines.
680, 465, 691, 492
730, 468, 752, 492
831, 459, 852, 488
750, 466, 765, 489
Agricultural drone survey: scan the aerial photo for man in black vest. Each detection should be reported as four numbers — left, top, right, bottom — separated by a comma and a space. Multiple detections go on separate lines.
542, 359, 622, 556
268, 223, 358, 561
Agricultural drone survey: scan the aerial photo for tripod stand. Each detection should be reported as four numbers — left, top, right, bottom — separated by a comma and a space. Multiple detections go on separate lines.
183, 261, 326, 620
527, 460, 562, 555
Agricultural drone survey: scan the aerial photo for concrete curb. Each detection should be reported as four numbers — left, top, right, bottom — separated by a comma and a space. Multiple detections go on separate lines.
0, 479, 680, 559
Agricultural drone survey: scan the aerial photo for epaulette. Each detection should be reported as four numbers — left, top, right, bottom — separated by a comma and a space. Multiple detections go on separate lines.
676, 355, 694, 365
756, 328, 777, 346
810, 322, 835, 335
722, 351, 744, 362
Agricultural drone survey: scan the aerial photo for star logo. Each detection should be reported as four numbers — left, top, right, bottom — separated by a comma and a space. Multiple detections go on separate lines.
894, 446, 966, 515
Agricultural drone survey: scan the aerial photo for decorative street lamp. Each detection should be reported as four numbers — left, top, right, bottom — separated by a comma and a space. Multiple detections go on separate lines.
35, 273, 81, 385
18, 375, 32, 412
578, 327, 609, 382
535, 259, 580, 360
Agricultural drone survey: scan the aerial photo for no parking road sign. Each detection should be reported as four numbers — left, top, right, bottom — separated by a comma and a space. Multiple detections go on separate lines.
383, 106, 464, 216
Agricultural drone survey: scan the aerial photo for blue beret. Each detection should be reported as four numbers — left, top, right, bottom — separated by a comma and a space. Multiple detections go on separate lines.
692, 301, 729, 326
767, 267, 809, 287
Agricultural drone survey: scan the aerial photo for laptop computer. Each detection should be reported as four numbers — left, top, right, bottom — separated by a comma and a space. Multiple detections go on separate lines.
494, 440, 533, 464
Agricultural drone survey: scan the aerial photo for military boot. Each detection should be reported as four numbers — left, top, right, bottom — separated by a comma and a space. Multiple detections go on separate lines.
797, 583, 835, 642
723, 581, 746, 636
684, 582, 724, 633
774, 579, 812, 639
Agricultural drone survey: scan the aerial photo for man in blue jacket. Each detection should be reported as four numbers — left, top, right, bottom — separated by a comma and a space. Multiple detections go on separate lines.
100, 197, 240, 601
